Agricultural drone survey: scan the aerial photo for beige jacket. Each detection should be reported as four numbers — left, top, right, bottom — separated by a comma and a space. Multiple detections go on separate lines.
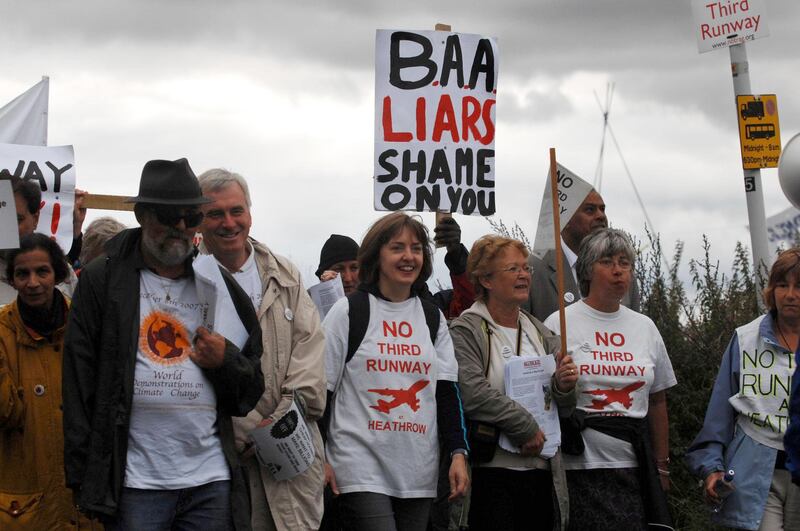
204, 240, 326, 531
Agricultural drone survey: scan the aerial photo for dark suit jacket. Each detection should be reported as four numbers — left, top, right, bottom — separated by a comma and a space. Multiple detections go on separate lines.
523, 249, 640, 323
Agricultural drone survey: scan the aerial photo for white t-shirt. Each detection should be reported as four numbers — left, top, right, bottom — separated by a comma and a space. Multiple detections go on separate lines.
544, 301, 677, 470
125, 270, 230, 489
217, 242, 263, 312
323, 294, 458, 498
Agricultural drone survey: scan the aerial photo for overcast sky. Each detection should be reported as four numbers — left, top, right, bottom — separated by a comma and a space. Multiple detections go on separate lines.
2, 0, 796, 288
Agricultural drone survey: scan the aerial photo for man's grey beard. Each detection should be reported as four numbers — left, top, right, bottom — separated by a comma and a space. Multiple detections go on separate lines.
141, 229, 193, 267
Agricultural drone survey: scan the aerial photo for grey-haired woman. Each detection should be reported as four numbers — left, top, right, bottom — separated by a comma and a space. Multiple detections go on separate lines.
543, 228, 677, 531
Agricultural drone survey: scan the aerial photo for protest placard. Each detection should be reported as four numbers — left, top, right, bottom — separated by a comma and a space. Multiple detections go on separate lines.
374, 29, 498, 216
0, 143, 75, 251
0, 180, 19, 249
532, 163, 594, 257
765, 206, 800, 256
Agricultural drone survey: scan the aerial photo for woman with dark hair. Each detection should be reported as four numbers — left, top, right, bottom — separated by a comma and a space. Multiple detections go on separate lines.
687, 248, 800, 530
450, 235, 577, 530
0, 233, 95, 529
321, 212, 469, 531
543, 228, 676, 531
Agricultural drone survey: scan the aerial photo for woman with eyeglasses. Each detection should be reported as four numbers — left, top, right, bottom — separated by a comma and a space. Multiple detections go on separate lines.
686, 248, 800, 530
450, 235, 578, 530
543, 228, 676, 531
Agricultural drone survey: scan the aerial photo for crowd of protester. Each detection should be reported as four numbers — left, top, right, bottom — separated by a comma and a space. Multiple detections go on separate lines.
1, 160, 800, 531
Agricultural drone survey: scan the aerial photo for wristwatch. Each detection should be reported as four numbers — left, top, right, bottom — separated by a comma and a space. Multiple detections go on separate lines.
450, 448, 469, 460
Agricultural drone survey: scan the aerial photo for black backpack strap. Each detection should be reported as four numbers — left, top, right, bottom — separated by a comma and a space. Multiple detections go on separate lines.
346, 290, 370, 364
420, 298, 441, 347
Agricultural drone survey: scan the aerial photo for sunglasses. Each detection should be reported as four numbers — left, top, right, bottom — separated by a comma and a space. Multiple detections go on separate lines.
151, 206, 204, 228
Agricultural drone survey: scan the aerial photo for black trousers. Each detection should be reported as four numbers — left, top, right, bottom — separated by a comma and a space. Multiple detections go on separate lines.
468, 467, 554, 531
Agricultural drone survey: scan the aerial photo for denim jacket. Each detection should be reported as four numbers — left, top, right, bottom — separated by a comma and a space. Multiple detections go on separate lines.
685, 314, 786, 530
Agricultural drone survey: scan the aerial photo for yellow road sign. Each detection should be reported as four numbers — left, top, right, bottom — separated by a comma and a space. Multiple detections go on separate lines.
737, 94, 780, 169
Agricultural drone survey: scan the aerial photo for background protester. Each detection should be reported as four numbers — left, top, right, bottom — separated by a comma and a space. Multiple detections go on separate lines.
199, 168, 327, 531
322, 212, 469, 531
77, 216, 126, 271
449, 235, 577, 531
525, 189, 639, 322
0, 233, 97, 529
317, 234, 360, 296
687, 248, 800, 530
428, 216, 475, 320
544, 228, 676, 531
63, 159, 264, 530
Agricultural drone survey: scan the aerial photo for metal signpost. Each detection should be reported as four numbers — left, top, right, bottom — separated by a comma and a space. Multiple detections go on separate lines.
691, 0, 774, 304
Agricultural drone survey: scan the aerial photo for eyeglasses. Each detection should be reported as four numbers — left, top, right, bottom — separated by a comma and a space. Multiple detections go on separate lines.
596, 257, 633, 270
151, 206, 204, 228
496, 264, 532, 276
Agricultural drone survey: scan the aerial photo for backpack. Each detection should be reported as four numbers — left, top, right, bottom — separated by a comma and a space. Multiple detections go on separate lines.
345, 289, 441, 363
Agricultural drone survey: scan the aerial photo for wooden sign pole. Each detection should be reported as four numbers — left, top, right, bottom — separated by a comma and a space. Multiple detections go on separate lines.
549, 148, 568, 356
83, 193, 134, 212
434, 23, 453, 245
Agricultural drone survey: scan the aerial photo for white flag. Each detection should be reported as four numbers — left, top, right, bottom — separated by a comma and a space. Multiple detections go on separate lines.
532, 163, 594, 258
0, 78, 49, 146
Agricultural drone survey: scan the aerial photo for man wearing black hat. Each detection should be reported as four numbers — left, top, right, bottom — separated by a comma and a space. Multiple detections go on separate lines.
197, 168, 326, 531
316, 234, 360, 296
63, 159, 264, 531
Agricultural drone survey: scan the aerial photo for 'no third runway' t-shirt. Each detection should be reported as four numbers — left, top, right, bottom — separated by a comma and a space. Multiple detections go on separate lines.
544, 300, 677, 470
124, 270, 230, 489
322, 294, 458, 498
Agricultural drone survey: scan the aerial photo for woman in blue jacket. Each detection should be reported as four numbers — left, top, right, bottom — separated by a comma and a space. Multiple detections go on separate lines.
686, 248, 800, 530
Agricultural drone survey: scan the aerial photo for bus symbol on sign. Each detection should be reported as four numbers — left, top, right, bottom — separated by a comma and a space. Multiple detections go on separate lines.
736, 94, 780, 170
745, 123, 775, 140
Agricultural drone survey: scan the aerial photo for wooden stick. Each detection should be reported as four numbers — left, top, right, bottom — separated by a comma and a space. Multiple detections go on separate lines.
549, 148, 568, 357
83, 194, 134, 212
434, 22, 452, 247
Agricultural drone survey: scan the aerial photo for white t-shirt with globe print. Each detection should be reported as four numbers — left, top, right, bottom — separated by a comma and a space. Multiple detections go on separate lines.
124, 270, 230, 489
544, 300, 677, 470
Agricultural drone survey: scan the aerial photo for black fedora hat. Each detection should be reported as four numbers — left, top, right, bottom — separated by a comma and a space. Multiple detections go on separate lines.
125, 158, 212, 205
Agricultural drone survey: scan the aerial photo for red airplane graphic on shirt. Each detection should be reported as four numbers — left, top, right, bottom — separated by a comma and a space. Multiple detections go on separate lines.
582, 381, 646, 410
367, 379, 430, 414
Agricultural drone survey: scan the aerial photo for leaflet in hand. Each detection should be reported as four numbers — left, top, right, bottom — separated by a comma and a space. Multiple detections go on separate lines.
499, 355, 561, 459
308, 275, 345, 320
250, 399, 316, 481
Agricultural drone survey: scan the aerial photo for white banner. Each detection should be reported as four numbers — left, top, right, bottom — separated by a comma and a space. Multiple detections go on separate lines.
374, 29, 498, 216
0, 78, 48, 146
0, 143, 74, 251
766, 206, 800, 256
532, 163, 594, 257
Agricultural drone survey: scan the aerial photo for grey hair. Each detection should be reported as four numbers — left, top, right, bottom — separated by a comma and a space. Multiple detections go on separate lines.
575, 228, 635, 297
197, 168, 252, 207
80, 216, 127, 266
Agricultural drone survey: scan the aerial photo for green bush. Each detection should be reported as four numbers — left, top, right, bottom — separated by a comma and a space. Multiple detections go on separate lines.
637, 234, 759, 530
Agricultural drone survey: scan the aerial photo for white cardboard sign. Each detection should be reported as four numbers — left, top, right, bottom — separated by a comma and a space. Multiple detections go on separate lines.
0, 180, 19, 249
691, 0, 769, 53
0, 143, 75, 251
532, 163, 594, 258
374, 29, 498, 216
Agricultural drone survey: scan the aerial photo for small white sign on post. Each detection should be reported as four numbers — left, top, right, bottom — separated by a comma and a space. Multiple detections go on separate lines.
0, 143, 75, 252
0, 180, 19, 250
691, 0, 769, 53
374, 29, 499, 216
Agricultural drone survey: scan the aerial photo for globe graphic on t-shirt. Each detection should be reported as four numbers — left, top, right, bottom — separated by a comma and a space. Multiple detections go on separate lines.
146, 317, 189, 359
